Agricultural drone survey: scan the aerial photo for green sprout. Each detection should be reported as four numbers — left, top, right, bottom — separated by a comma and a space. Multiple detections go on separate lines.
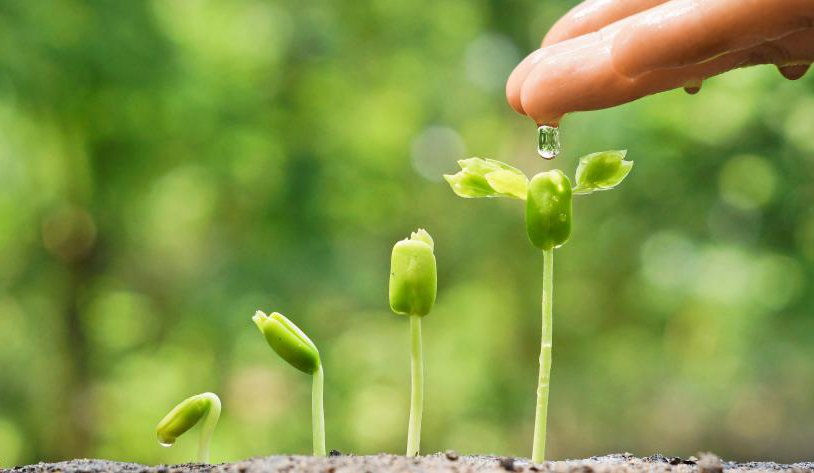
155, 392, 221, 463
389, 229, 437, 457
445, 150, 632, 463
252, 310, 326, 456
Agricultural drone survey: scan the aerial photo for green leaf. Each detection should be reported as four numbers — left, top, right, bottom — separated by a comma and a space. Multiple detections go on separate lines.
572, 150, 633, 194
444, 157, 528, 199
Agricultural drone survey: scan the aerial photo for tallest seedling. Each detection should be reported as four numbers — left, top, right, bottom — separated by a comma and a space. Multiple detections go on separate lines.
389, 229, 437, 457
445, 151, 633, 463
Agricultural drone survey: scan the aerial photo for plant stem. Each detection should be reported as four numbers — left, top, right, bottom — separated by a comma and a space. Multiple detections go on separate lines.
406, 314, 423, 457
312, 364, 326, 456
197, 393, 221, 464
532, 249, 553, 464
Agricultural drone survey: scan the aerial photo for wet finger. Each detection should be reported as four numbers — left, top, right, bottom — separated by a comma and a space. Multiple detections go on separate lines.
518, 27, 814, 125
543, 0, 668, 46
511, 0, 669, 115
506, 51, 540, 114
611, 0, 814, 78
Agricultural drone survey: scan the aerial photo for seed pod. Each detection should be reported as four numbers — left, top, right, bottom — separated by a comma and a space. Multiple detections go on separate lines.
526, 170, 573, 251
253, 311, 320, 374
389, 229, 437, 316
156, 393, 217, 447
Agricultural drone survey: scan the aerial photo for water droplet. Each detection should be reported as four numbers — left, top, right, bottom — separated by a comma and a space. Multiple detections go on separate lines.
683, 79, 702, 95
159, 441, 174, 448
537, 125, 560, 160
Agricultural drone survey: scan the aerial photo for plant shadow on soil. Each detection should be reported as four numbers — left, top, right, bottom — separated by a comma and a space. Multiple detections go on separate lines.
7, 452, 813, 473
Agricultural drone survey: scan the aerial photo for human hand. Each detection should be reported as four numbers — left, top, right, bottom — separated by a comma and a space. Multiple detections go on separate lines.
506, 0, 814, 126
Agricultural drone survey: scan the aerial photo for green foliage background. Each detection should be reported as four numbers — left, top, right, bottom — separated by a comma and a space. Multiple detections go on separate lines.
1, 0, 813, 466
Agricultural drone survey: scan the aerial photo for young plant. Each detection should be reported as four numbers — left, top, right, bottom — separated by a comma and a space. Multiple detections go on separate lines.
252, 310, 326, 456
155, 392, 221, 463
389, 229, 437, 457
444, 150, 632, 463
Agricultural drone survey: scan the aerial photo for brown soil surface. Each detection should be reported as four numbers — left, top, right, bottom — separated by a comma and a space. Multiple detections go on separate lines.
6, 452, 813, 473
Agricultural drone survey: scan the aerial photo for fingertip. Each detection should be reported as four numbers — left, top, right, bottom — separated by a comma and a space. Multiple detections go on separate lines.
505, 74, 525, 115
519, 74, 562, 127
506, 51, 542, 115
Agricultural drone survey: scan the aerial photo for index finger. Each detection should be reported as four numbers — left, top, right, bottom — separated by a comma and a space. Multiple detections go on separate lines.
543, 0, 669, 46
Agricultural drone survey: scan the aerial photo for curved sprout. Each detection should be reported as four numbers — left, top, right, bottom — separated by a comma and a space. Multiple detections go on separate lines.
253, 311, 326, 456
155, 392, 221, 463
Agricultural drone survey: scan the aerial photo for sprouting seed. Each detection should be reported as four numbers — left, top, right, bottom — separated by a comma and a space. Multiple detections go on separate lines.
252, 310, 326, 456
155, 392, 221, 463
444, 150, 633, 463
389, 228, 437, 457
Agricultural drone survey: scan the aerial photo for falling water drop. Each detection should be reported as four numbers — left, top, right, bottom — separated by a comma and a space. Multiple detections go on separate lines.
159, 441, 175, 448
537, 125, 560, 160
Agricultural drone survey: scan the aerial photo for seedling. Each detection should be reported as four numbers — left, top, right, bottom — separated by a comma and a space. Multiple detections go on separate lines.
444, 151, 632, 463
389, 229, 437, 457
252, 310, 326, 456
155, 392, 221, 463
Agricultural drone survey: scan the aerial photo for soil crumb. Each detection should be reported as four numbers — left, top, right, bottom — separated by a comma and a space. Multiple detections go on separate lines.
6, 453, 813, 473
697, 453, 723, 473
498, 457, 517, 471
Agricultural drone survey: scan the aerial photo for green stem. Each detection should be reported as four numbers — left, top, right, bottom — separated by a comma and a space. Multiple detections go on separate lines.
312, 364, 326, 456
532, 249, 553, 464
197, 393, 221, 463
406, 314, 423, 456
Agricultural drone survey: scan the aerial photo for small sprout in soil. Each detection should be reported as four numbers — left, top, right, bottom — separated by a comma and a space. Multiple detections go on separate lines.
155, 392, 221, 463
445, 151, 633, 463
389, 228, 437, 457
252, 310, 326, 456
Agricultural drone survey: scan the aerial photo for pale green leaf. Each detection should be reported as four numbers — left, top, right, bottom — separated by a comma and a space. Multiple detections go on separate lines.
444, 157, 528, 199
573, 150, 633, 194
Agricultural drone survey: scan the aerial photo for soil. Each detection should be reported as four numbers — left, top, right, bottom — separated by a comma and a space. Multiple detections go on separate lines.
6, 452, 813, 473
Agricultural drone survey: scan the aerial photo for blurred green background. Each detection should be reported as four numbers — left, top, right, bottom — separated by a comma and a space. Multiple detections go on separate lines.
1, 0, 814, 467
